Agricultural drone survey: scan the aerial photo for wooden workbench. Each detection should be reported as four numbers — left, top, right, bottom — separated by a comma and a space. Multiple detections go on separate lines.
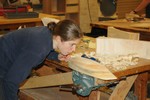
43, 59, 150, 100
90, 19, 150, 41
19, 37, 150, 100
0, 13, 59, 31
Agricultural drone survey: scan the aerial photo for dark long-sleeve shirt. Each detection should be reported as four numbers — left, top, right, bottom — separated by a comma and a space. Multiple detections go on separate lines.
0, 26, 58, 100
146, 3, 150, 18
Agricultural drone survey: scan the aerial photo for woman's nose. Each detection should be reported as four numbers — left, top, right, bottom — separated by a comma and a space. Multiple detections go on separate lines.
71, 45, 76, 52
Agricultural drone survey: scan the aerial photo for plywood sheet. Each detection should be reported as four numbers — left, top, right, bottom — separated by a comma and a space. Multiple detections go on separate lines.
20, 72, 73, 89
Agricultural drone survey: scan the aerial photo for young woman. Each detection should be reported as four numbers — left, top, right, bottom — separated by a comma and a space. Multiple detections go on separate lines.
0, 19, 83, 100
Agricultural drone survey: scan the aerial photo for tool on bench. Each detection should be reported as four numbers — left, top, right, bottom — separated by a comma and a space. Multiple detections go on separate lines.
0, 6, 27, 16
61, 55, 117, 96
59, 71, 118, 96
0, 5, 39, 19
71, 70, 118, 96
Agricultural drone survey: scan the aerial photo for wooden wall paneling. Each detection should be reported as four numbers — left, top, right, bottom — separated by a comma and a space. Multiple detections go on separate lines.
42, 0, 52, 14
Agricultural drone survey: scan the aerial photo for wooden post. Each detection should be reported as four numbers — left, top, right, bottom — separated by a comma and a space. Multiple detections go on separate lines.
134, 72, 149, 100
109, 75, 138, 100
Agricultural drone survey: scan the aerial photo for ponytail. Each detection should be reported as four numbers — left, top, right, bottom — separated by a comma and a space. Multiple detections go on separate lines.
47, 22, 57, 31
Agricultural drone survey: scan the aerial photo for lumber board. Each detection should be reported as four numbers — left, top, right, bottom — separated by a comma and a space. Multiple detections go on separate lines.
109, 75, 138, 100
20, 72, 73, 89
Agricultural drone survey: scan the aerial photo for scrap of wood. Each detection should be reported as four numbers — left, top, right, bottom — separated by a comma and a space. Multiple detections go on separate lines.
109, 75, 138, 100
20, 72, 73, 89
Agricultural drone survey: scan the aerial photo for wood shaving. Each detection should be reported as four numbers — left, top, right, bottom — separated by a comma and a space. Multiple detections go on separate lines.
71, 52, 139, 71
96, 53, 139, 71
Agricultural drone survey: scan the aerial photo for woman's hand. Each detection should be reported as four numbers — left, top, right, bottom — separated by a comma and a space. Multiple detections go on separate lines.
58, 54, 71, 62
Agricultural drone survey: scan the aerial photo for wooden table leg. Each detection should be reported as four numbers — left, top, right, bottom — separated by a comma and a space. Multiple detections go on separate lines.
134, 72, 149, 100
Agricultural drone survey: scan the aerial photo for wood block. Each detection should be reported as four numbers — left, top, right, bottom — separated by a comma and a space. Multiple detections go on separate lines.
108, 27, 139, 40
96, 37, 150, 59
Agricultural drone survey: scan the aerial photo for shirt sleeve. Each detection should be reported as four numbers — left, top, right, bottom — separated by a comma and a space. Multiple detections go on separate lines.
46, 50, 59, 61
4, 51, 44, 85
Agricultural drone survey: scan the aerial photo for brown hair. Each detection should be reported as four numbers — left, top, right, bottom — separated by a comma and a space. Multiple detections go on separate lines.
47, 19, 83, 41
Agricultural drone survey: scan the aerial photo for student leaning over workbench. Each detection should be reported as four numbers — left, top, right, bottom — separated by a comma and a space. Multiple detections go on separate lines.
0, 19, 83, 100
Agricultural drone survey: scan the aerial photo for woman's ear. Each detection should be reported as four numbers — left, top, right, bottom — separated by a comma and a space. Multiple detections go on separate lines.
55, 36, 62, 43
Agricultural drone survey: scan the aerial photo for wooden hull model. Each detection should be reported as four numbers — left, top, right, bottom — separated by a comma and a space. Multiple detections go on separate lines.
68, 57, 117, 80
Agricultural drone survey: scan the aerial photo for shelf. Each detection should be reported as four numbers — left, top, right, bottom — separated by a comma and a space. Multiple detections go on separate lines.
52, 12, 65, 15
42, 0, 79, 24
66, 0, 79, 4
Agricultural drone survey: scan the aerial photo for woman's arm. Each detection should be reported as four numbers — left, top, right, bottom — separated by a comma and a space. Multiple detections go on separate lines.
134, 0, 150, 13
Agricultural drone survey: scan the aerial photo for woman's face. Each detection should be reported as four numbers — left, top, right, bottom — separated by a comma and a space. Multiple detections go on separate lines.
57, 37, 81, 56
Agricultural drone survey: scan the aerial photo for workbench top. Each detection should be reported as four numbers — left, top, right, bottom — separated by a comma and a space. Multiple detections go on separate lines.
46, 37, 150, 79
0, 13, 60, 25
91, 19, 150, 33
